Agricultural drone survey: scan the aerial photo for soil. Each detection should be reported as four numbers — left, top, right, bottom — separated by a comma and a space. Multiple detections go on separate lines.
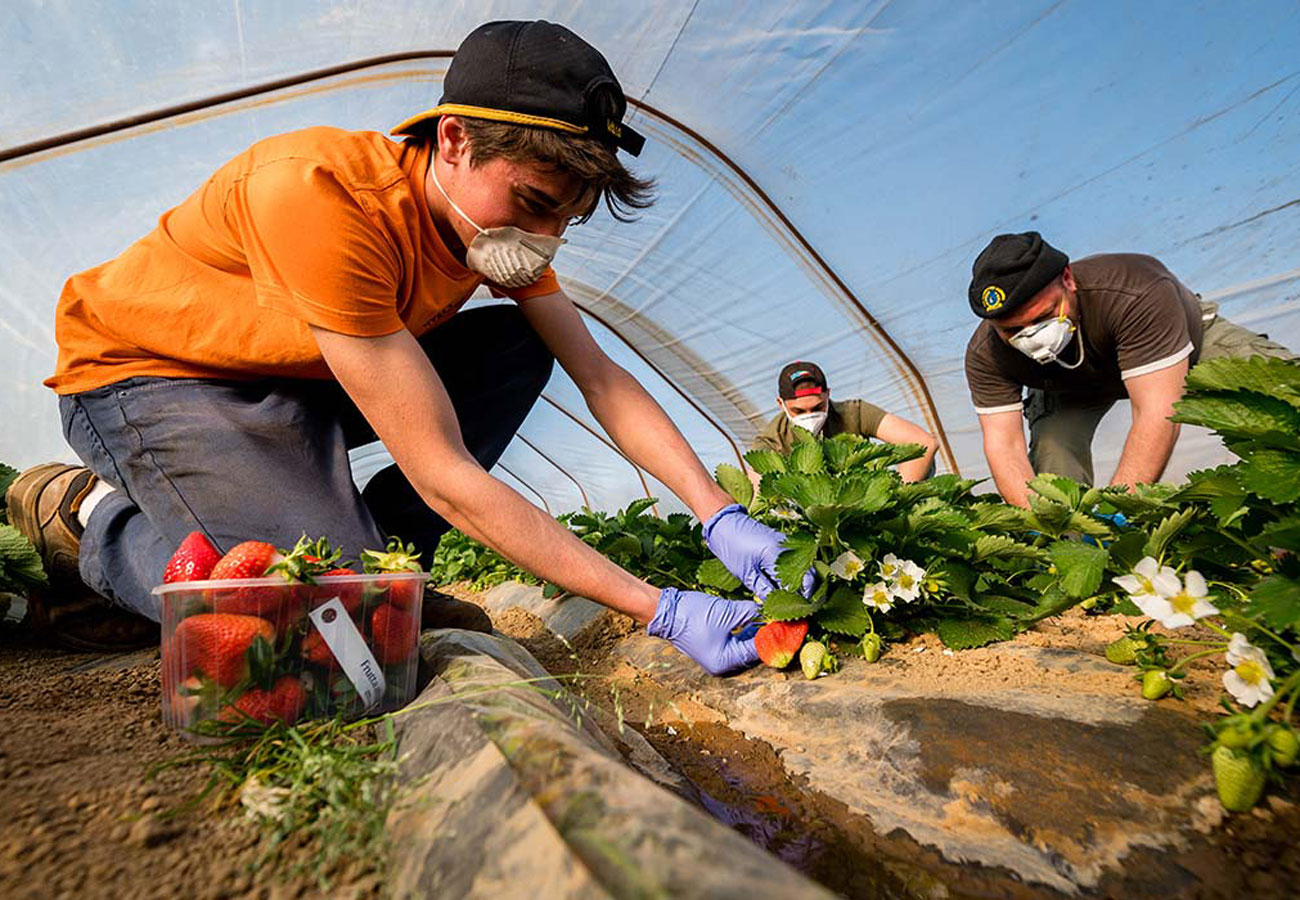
0, 627, 380, 900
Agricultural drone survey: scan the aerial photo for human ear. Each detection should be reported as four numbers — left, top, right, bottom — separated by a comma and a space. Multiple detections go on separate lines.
437, 116, 470, 165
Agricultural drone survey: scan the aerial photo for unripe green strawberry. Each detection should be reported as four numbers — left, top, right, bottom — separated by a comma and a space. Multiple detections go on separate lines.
1216, 723, 1254, 750
1212, 745, 1266, 812
800, 641, 830, 680
860, 633, 883, 663
1105, 636, 1139, 665
1141, 669, 1172, 700
1266, 726, 1299, 767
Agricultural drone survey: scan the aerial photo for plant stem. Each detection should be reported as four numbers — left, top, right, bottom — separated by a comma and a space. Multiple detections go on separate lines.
1169, 647, 1226, 674
1251, 669, 1300, 723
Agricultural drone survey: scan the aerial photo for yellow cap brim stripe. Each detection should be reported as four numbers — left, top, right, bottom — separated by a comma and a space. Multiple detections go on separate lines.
391, 104, 589, 137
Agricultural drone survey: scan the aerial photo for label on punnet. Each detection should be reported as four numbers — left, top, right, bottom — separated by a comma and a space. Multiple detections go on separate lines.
309, 597, 386, 711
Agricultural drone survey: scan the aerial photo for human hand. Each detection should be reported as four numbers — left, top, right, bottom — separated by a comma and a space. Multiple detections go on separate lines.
647, 587, 761, 675
702, 503, 815, 599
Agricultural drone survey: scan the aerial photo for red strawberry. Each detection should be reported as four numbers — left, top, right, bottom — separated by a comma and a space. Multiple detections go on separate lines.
318, 567, 366, 614
221, 675, 307, 726
163, 532, 223, 583
370, 603, 420, 665
208, 540, 299, 624
754, 620, 809, 669
210, 540, 283, 580
172, 613, 275, 687
301, 630, 336, 667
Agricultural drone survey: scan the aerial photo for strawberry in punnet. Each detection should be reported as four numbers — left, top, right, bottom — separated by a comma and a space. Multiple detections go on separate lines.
301, 630, 336, 667
163, 531, 223, 583
371, 602, 419, 665
1211, 745, 1267, 812
315, 567, 366, 615
171, 613, 274, 687
220, 675, 308, 726
754, 619, 808, 669
361, 538, 425, 611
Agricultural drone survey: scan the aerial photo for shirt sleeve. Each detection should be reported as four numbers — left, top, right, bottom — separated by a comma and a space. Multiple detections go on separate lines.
1114, 278, 1195, 380
965, 328, 1025, 414
750, 415, 786, 453
233, 158, 405, 336
842, 400, 887, 437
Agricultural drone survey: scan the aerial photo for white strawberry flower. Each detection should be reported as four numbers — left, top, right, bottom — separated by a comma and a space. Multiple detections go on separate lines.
1158, 570, 1218, 628
862, 581, 895, 613
891, 559, 926, 602
769, 507, 801, 521
1113, 556, 1179, 600
879, 552, 902, 581
1222, 633, 1275, 708
829, 551, 865, 581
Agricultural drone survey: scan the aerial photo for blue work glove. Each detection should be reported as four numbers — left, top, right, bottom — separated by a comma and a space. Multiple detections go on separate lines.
702, 503, 815, 599
1093, 510, 1129, 529
647, 588, 761, 675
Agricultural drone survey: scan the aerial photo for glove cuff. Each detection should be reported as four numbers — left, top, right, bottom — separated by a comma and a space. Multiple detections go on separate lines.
701, 503, 745, 544
646, 587, 680, 639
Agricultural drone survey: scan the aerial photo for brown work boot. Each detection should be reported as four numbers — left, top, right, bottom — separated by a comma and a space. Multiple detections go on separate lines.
5, 463, 157, 651
421, 587, 493, 633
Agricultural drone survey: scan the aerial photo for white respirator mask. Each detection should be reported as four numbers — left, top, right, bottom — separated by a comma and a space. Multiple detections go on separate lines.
1008, 298, 1085, 369
785, 406, 829, 436
430, 163, 565, 288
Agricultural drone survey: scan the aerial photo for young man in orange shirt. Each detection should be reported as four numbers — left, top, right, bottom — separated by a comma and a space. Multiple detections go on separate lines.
8, 21, 805, 674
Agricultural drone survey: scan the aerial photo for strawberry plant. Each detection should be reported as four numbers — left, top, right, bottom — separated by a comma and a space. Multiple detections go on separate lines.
0, 461, 47, 597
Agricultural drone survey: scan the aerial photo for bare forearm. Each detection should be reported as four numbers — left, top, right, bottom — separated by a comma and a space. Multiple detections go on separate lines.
898, 443, 937, 483
1110, 415, 1180, 490
421, 458, 661, 622
585, 365, 734, 520
989, 454, 1035, 508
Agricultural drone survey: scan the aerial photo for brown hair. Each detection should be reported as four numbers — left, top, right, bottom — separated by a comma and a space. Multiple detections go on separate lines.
423, 117, 656, 224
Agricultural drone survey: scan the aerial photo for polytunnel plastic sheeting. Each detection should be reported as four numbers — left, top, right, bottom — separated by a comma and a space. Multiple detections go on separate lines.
3, 1, 1299, 513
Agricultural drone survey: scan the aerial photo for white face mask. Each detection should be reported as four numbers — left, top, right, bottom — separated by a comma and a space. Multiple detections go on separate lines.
784, 405, 829, 436
1008, 299, 1085, 369
430, 163, 566, 288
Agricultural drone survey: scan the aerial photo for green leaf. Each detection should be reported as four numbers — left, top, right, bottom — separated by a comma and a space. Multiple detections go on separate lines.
1027, 496, 1075, 533
1249, 576, 1300, 630
969, 503, 1030, 531
715, 464, 754, 507
776, 473, 837, 510
935, 616, 1015, 650
821, 434, 863, 472
1143, 507, 1198, 561
1261, 518, 1300, 552
1185, 356, 1300, 408
1049, 540, 1108, 598
542, 582, 564, 599
0, 523, 47, 592
775, 532, 818, 592
598, 533, 642, 558
789, 440, 826, 475
814, 585, 871, 637
621, 498, 658, 521
790, 425, 819, 445
744, 449, 786, 476
1235, 450, 1300, 503
1171, 393, 1300, 448
696, 558, 742, 593
973, 534, 1047, 563
1029, 474, 1080, 508
761, 588, 821, 621
975, 595, 1036, 616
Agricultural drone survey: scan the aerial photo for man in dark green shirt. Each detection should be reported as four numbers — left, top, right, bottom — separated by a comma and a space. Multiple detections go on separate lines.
750, 361, 937, 482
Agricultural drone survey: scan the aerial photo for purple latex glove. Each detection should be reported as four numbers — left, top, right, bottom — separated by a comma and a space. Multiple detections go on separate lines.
647, 588, 761, 676
702, 503, 815, 599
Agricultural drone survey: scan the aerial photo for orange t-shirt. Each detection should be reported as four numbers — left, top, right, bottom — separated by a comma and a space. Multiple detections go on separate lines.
46, 127, 559, 394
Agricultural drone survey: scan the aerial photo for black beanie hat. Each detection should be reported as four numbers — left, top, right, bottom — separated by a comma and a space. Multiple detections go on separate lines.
968, 232, 1069, 319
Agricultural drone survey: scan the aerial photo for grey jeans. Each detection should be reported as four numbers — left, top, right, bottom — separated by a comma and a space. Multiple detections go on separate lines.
60, 305, 553, 621
1025, 301, 1296, 484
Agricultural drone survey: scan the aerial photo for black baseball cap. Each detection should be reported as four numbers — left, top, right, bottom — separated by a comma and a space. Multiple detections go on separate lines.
968, 231, 1069, 319
392, 20, 645, 156
778, 362, 828, 400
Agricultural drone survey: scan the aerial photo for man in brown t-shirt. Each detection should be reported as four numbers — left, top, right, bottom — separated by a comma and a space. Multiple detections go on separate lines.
750, 361, 937, 483
964, 231, 1294, 506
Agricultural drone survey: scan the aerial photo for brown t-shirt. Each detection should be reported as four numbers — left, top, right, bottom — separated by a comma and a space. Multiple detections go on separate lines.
751, 399, 888, 454
964, 254, 1203, 413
